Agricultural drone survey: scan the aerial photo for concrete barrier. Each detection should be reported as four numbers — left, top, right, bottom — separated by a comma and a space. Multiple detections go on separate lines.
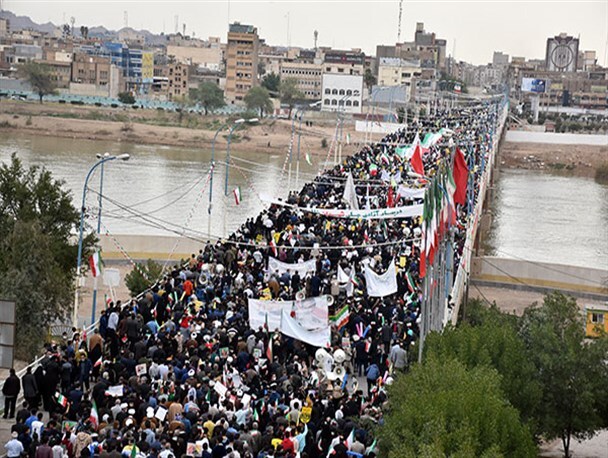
471, 256, 608, 300
505, 131, 608, 146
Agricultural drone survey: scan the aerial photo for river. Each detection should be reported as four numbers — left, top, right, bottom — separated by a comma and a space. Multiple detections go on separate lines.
489, 169, 608, 270
1, 133, 607, 270
0, 132, 317, 240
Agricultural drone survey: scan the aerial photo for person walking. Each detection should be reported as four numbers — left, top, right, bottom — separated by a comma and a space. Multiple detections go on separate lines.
4, 432, 24, 458
2, 368, 20, 419
22, 367, 39, 410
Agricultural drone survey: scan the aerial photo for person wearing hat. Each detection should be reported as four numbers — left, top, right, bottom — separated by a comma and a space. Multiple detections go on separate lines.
4, 432, 24, 458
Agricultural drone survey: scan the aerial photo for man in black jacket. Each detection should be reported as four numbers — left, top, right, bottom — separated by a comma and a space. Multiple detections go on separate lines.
2, 368, 20, 419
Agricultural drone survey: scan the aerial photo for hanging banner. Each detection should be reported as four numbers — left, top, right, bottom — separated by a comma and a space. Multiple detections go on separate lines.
268, 257, 317, 277
280, 309, 331, 347
248, 296, 330, 332
259, 193, 422, 220
364, 261, 398, 297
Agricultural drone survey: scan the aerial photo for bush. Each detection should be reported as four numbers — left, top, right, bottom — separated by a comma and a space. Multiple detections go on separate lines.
125, 259, 164, 296
596, 162, 608, 184
118, 92, 136, 105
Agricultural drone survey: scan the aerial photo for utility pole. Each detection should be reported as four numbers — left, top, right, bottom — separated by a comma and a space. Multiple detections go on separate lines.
397, 0, 403, 43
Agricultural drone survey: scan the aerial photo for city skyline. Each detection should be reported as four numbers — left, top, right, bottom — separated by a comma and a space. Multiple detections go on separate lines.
4, 0, 607, 66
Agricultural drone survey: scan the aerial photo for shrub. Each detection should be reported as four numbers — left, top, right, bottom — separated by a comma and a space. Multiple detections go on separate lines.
596, 162, 608, 184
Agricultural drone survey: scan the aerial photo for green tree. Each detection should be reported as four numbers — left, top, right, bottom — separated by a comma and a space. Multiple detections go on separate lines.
364, 68, 377, 94
261, 72, 281, 94
0, 154, 95, 358
425, 301, 543, 434
118, 92, 136, 104
18, 62, 56, 103
190, 82, 225, 115
124, 259, 163, 297
244, 86, 273, 118
280, 78, 303, 117
173, 95, 191, 125
519, 292, 608, 457
379, 358, 537, 458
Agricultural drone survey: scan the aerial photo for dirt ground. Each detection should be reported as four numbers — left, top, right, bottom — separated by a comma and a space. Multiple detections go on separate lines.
498, 141, 607, 178
0, 99, 360, 154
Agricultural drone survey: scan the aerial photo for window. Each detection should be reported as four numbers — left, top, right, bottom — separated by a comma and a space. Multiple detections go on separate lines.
345, 100, 352, 106
339, 89, 345, 95
353, 100, 359, 106
331, 99, 337, 105
346, 89, 352, 96
338, 68, 344, 73
324, 99, 330, 105
331, 89, 338, 95
591, 313, 604, 324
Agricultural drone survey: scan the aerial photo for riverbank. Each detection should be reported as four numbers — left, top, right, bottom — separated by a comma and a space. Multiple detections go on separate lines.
0, 99, 359, 154
499, 140, 607, 178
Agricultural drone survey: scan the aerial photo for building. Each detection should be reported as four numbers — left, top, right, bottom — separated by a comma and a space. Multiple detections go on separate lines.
545, 33, 579, 72
321, 73, 363, 114
280, 60, 323, 100
323, 50, 365, 76
585, 304, 608, 338
377, 57, 421, 87
225, 23, 260, 103
152, 62, 189, 100
167, 42, 223, 71
493, 51, 509, 67
71, 54, 113, 85
0, 18, 10, 38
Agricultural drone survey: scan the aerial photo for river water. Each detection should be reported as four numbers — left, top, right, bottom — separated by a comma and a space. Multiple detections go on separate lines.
1, 133, 607, 270
489, 169, 608, 270
0, 132, 318, 240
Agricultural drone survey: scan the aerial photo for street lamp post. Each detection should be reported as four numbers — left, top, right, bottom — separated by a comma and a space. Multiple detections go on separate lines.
73, 153, 130, 328
224, 118, 258, 196
90, 152, 109, 326
293, 101, 322, 190
207, 123, 230, 240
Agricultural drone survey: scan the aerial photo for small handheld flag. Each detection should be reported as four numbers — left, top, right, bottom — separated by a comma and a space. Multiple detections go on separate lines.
233, 186, 241, 205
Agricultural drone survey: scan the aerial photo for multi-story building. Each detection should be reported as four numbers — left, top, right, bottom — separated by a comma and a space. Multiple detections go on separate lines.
321, 73, 363, 114
225, 22, 259, 103
71, 53, 112, 85
492, 51, 509, 67
152, 62, 189, 100
280, 60, 323, 100
377, 57, 421, 87
167, 39, 223, 71
0, 18, 10, 38
322, 50, 365, 76
545, 33, 579, 72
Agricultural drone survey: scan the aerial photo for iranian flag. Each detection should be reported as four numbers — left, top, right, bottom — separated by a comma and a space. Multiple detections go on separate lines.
330, 304, 350, 329
446, 167, 457, 225
266, 334, 273, 361
88, 251, 102, 278
305, 152, 312, 165
427, 183, 436, 266
405, 271, 417, 293
453, 148, 469, 206
419, 189, 429, 278
269, 238, 278, 257
89, 400, 99, 428
409, 143, 424, 176
233, 186, 241, 205
344, 428, 355, 449
55, 392, 68, 408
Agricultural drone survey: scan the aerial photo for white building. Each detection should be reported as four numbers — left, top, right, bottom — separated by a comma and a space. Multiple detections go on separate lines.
321, 73, 363, 114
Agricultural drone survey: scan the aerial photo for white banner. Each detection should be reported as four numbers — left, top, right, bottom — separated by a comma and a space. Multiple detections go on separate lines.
364, 262, 398, 297
259, 193, 423, 220
248, 296, 329, 332
280, 309, 331, 347
268, 257, 317, 277
397, 186, 425, 200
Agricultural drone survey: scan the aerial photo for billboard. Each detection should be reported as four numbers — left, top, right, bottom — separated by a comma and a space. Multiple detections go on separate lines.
521, 77, 547, 94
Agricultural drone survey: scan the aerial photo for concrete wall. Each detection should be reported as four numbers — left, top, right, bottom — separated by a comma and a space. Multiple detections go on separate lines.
99, 234, 205, 262
472, 256, 608, 298
505, 130, 608, 146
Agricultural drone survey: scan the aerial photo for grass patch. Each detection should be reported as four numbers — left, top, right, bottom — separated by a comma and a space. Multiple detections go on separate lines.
596, 162, 608, 184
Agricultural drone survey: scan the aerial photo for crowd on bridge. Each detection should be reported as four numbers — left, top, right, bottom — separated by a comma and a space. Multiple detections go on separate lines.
3, 99, 502, 458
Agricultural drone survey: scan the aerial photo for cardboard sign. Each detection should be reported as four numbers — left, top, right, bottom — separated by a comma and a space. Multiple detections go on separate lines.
253, 348, 262, 359
219, 347, 230, 359
105, 385, 124, 397
155, 406, 167, 421
135, 364, 147, 376
213, 382, 228, 398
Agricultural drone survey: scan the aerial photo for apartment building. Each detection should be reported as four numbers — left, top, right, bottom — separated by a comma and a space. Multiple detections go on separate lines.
225, 23, 259, 103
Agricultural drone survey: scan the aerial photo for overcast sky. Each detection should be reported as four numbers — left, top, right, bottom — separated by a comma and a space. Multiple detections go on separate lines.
5, 0, 608, 65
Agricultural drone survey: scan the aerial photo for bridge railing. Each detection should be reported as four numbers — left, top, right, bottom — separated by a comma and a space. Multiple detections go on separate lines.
448, 99, 509, 324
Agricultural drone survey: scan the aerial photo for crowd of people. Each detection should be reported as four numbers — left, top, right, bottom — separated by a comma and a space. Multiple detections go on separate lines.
3, 99, 503, 458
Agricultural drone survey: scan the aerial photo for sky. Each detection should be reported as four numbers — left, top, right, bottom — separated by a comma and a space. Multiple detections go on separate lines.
5, 0, 608, 66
